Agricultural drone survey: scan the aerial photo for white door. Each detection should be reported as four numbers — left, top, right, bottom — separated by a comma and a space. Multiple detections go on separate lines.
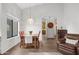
47, 20, 56, 38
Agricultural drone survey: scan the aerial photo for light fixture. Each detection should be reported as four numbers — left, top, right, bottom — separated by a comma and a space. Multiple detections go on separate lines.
27, 4, 34, 35
28, 17, 33, 24
28, 4, 33, 25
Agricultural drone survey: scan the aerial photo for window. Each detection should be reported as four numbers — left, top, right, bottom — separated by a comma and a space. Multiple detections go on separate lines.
7, 18, 18, 38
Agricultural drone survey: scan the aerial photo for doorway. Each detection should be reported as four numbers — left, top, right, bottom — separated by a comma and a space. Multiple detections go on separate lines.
42, 17, 57, 40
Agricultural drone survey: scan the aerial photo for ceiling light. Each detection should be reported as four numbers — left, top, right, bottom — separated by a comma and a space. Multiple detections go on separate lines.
28, 5, 34, 25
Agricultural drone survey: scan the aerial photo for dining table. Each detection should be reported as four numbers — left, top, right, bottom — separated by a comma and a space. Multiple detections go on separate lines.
24, 33, 39, 48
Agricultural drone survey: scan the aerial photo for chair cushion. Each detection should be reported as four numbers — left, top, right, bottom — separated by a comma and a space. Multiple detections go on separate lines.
66, 38, 78, 45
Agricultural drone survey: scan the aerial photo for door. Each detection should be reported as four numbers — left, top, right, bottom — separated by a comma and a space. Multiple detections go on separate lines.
47, 20, 55, 39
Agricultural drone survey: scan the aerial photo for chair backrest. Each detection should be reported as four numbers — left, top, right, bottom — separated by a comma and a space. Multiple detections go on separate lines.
19, 31, 25, 36
19, 31, 25, 39
38, 31, 40, 37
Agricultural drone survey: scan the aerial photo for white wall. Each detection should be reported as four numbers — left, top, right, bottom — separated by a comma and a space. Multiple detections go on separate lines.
21, 3, 79, 34
0, 4, 1, 36
20, 3, 64, 35
64, 3, 79, 34
1, 3, 22, 54
0, 3, 2, 53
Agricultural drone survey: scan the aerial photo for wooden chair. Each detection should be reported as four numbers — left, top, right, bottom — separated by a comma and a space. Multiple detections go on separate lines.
38, 31, 40, 38
37, 31, 40, 48
32, 31, 40, 48
19, 31, 25, 48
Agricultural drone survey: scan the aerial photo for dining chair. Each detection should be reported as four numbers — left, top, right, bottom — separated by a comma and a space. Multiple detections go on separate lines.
37, 31, 41, 48
32, 31, 40, 48
19, 31, 25, 48
38, 31, 41, 38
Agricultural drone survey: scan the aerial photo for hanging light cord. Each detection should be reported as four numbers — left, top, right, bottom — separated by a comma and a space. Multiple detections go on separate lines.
29, 5, 31, 18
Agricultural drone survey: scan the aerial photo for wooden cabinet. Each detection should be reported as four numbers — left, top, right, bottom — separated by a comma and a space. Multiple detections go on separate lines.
58, 29, 67, 39
42, 30, 46, 35
42, 21, 46, 35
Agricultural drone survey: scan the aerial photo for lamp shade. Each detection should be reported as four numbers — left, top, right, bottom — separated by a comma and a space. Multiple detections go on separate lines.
28, 17, 34, 25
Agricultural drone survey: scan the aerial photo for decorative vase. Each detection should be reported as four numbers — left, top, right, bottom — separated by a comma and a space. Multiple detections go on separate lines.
61, 26, 63, 29
29, 31, 32, 35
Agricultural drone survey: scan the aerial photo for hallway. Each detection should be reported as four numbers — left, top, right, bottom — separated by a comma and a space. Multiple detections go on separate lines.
4, 39, 62, 55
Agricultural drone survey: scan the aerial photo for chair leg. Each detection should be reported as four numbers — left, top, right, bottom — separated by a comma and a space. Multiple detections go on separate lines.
19, 42, 25, 48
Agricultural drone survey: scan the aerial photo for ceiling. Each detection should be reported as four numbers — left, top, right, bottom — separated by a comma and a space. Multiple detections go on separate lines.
17, 3, 43, 9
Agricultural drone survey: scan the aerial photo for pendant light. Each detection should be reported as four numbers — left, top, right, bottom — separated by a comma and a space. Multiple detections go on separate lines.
28, 4, 33, 25
27, 4, 34, 35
